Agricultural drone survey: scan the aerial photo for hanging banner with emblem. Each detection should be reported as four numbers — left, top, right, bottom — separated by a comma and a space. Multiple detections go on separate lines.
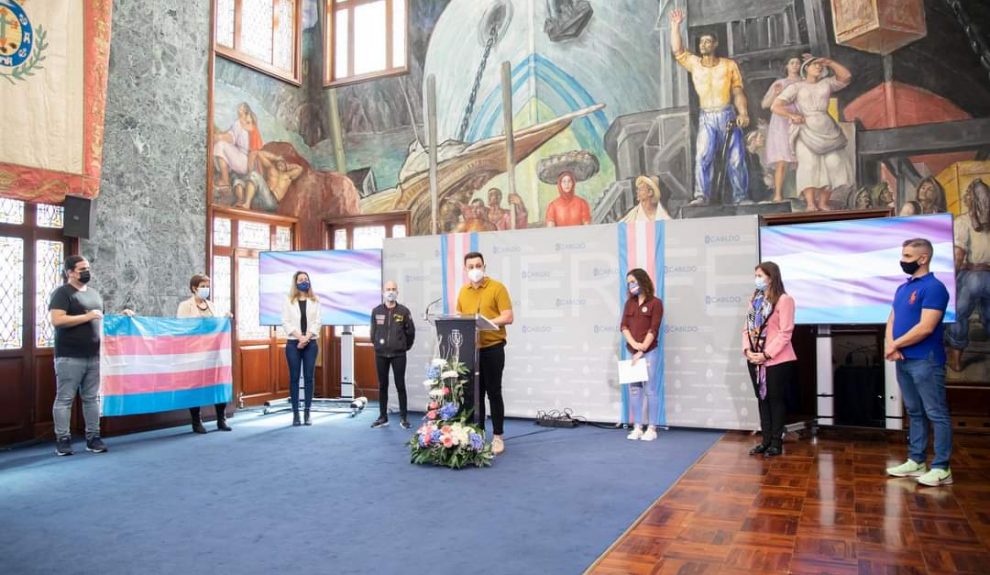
0, 0, 113, 203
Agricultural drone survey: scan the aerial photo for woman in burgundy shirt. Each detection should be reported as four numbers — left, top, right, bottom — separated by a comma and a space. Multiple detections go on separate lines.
742, 261, 797, 457
620, 268, 664, 441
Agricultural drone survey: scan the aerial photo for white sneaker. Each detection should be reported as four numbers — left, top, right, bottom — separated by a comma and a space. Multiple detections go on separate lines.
886, 459, 926, 477
626, 426, 644, 440
641, 427, 658, 441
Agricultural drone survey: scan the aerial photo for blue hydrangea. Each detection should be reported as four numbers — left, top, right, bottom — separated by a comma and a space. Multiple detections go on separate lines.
469, 432, 483, 451
439, 402, 459, 420
426, 365, 441, 380
430, 430, 442, 443
418, 433, 429, 447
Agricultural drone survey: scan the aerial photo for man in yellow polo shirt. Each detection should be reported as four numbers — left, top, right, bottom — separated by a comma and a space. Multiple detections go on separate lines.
670, 8, 750, 206
456, 251, 514, 455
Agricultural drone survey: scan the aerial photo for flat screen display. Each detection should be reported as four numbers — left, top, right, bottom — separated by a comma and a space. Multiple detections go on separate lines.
258, 249, 382, 326
758, 214, 956, 324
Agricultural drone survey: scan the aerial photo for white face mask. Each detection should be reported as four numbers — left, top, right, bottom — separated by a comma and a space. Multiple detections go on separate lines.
384, 291, 397, 303
467, 268, 485, 283
754, 277, 767, 291
197, 287, 210, 299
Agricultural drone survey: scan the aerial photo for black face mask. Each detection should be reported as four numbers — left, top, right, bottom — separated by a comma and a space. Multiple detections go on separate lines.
900, 260, 921, 275
78, 270, 92, 284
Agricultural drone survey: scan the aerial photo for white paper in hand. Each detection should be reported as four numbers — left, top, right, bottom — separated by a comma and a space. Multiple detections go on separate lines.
617, 359, 649, 384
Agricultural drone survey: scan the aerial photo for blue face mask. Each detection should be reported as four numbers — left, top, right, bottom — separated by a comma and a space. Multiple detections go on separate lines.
297, 281, 311, 292
754, 277, 767, 291
628, 282, 640, 295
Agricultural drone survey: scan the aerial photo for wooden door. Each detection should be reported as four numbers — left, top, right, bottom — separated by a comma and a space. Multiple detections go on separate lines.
0, 200, 70, 445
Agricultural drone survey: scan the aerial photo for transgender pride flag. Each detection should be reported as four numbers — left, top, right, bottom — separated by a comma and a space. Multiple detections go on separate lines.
440, 232, 479, 314
100, 316, 233, 416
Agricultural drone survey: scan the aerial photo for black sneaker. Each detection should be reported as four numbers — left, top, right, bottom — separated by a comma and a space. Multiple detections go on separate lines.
399, 418, 411, 429
371, 417, 389, 429
86, 436, 108, 453
55, 437, 73, 456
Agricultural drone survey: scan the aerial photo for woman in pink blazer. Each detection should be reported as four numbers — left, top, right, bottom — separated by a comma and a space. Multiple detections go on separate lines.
742, 261, 797, 457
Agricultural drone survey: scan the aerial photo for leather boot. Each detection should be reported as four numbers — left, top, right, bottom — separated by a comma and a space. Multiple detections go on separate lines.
190, 408, 207, 434
216, 413, 232, 432
292, 409, 301, 426
947, 348, 964, 372
304, 408, 312, 426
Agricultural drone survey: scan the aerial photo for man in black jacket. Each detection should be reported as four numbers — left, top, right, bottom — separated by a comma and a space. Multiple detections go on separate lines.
370, 280, 416, 428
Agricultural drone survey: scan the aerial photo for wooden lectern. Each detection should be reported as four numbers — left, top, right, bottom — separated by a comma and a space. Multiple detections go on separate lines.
428, 314, 498, 425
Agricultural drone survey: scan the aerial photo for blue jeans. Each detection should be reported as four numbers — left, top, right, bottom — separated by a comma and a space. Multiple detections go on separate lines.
286, 340, 318, 412
695, 106, 749, 203
895, 351, 952, 469
945, 270, 990, 349
629, 347, 663, 426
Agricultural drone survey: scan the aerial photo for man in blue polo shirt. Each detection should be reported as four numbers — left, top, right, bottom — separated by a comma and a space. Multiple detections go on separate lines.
884, 238, 952, 486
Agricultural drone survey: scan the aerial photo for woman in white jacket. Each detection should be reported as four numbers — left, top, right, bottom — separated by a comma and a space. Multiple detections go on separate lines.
281, 271, 321, 426
177, 273, 232, 433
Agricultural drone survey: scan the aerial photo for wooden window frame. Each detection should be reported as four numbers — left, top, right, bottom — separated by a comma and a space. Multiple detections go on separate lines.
209, 206, 299, 342
324, 0, 410, 87
213, 0, 304, 86
0, 202, 71, 355
324, 211, 410, 250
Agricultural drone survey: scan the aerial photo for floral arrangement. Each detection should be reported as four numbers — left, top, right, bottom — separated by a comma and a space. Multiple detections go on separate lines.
409, 357, 493, 469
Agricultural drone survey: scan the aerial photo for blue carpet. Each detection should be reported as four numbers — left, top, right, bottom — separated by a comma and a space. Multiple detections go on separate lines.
0, 407, 721, 575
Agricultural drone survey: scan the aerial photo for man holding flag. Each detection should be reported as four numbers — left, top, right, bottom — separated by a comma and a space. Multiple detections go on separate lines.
49, 255, 132, 456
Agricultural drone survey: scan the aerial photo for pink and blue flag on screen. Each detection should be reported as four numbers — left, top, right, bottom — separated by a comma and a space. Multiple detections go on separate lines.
100, 316, 233, 416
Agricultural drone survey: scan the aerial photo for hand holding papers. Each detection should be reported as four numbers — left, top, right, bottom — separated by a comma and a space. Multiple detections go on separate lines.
617, 358, 649, 385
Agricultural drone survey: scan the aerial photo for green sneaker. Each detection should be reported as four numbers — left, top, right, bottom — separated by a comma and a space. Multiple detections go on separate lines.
886, 459, 926, 477
917, 467, 953, 486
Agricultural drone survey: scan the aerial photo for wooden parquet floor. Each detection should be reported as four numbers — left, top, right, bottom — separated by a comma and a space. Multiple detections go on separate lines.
588, 430, 990, 574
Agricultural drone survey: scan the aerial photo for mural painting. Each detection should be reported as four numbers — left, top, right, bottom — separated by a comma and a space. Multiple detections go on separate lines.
210, 0, 990, 387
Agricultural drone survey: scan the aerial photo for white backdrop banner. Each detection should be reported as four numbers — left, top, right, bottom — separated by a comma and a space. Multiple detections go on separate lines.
382, 235, 444, 414
662, 216, 760, 430
477, 225, 624, 421
382, 216, 762, 430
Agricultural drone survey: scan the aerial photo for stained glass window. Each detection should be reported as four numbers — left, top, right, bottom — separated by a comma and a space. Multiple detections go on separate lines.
353, 225, 386, 249
214, 217, 232, 246
333, 228, 348, 249
216, 0, 235, 47
0, 236, 24, 350
0, 197, 25, 225
274, 226, 292, 251
36, 204, 64, 228
35, 240, 63, 348
237, 257, 269, 340
273, 0, 296, 71
238, 220, 271, 250
216, 0, 299, 83
212, 255, 232, 317
241, 0, 274, 62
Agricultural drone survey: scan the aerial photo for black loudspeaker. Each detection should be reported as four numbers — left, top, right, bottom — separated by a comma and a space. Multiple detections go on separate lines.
63, 196, 94, 239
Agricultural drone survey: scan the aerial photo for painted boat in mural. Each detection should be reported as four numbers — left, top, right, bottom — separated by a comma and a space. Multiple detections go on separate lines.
382, 103, 605, 235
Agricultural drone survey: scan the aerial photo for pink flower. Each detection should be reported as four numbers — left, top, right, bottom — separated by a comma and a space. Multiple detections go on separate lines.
442, 387, 451, 395
427, 410, 437, 420
429, 401, 439, 410
421, 433, 431, 445
442, 435, 454, 448
441, 425, 452, 434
